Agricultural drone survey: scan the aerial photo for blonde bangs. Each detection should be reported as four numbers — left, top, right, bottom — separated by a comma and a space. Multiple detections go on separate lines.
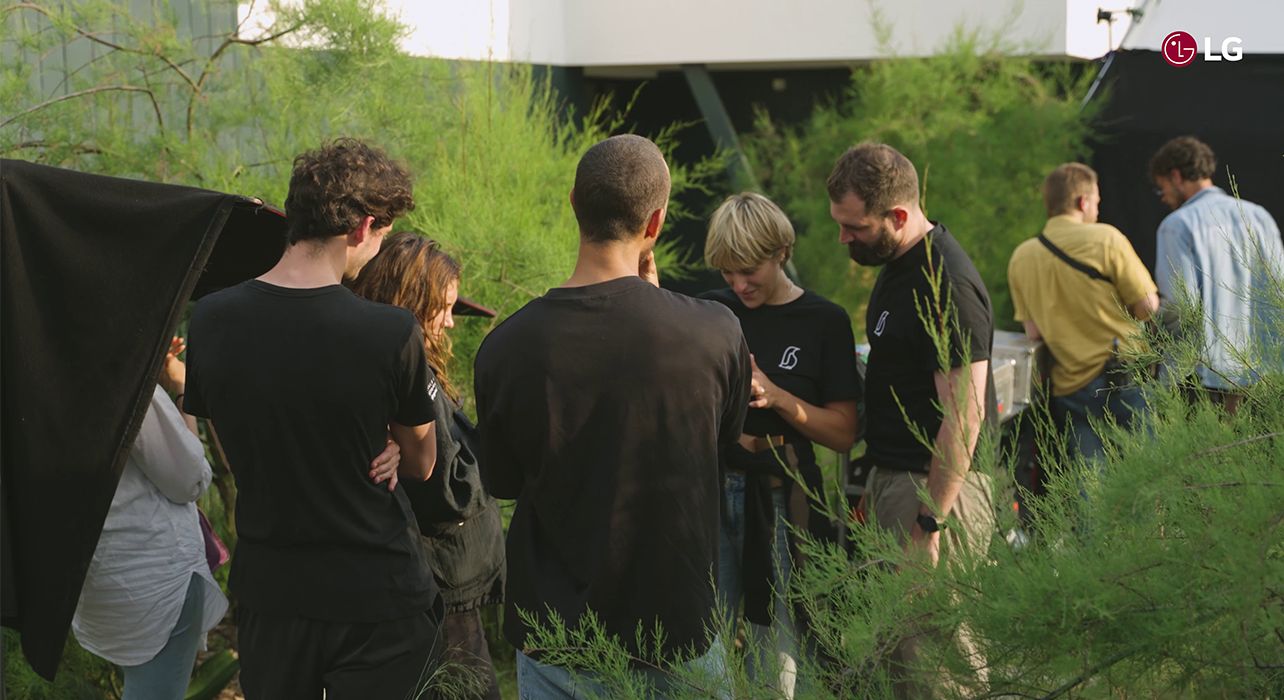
703, 193, 796, 271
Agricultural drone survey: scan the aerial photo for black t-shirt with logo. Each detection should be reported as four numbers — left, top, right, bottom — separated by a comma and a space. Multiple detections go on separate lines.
701, 287, 861, 464
864, 224, 996, 473
474, 276, 751, 659
185, 280, 441, 622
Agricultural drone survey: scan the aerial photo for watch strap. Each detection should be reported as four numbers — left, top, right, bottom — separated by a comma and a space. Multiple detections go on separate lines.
915, 512, 941, 533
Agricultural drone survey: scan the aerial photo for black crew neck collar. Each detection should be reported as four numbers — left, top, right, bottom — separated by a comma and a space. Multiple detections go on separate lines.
888, 222, 946, 271
734, 287, 811, 312
247, 279, 348, 298
544, 275, 652, 300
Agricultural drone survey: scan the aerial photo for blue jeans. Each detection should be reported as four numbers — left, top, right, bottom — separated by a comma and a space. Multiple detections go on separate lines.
716, 473, 801, 697
516, 641, 727, 699
121, 573, 205, 700
1051, 370, 1149, 464
717, 472, 748, 635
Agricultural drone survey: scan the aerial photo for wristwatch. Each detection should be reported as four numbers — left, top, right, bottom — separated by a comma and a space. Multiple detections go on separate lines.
915, 512, 942, 534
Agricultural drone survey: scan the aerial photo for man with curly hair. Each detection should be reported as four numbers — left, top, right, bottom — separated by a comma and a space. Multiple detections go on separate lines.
184, 138, 445, 698
1151, 136, 1284, 412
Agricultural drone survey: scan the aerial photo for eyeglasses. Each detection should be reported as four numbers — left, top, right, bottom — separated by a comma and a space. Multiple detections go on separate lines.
1153, 187, 1164, 198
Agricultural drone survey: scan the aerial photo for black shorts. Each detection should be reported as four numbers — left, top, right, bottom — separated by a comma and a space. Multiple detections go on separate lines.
237, 606, 442, 700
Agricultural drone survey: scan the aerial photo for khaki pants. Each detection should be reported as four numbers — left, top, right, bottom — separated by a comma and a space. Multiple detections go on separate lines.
865, 467, 996, 700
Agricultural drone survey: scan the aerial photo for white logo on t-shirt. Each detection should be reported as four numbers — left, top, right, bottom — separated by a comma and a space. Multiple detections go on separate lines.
427, 377, 439, 401
874, 310, 889, 337
779, 346, 801, 370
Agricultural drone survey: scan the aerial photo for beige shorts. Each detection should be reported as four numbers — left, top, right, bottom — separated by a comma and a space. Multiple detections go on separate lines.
864, 466, 996, 563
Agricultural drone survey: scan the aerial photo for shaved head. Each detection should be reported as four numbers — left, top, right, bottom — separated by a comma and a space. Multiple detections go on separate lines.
572, 135, 670, 243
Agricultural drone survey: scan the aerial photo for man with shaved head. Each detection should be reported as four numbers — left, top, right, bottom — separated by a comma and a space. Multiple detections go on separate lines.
475, 135, 751, 697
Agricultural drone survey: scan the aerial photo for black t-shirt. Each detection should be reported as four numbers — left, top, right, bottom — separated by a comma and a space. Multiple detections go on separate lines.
701, 288, 861, 463
185, 280, 441, 622
474, 275, 751, 658
864, 224, 996, 473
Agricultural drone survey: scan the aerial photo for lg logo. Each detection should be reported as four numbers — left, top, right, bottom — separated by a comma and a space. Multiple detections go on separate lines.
1162, 31, 1243, 67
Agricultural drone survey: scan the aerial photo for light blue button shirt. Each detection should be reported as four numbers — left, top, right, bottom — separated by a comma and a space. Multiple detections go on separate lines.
1156, 187, 1284, 389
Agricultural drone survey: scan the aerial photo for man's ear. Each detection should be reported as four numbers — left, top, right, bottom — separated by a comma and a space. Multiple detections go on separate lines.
890, 206, 910, 230
643, 207, 666, 241
1168, 168, 1186, 187
568, 188, 576, 209
347, 215, 375, 247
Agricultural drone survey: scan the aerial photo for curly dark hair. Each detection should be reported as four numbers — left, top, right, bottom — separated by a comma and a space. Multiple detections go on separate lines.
1149, 136, 1217, 182
284, 138, 415, 244
826, 143, 920, 214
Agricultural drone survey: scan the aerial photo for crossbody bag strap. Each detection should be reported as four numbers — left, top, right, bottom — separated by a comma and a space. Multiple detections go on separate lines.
1037, 234, 1112, 284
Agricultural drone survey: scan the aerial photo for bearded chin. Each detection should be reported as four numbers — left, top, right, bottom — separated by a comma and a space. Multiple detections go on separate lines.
848, 239, 895, 266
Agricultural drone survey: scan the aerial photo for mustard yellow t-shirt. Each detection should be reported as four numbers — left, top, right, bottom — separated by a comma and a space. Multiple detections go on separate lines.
1008, 216, 1157, 396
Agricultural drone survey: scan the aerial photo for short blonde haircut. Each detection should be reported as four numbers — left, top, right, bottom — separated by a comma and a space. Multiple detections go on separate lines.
704, 192, 796, 271
1043, 163, 1098, 217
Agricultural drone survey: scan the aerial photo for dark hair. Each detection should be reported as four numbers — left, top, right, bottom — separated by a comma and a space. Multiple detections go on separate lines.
350, 232, 462, 401
284, 138, 415, 244
826, 143, 920, 214
1149, 136, 1216, 182
571, 135, 670, 243
1043, 163, 1098, 217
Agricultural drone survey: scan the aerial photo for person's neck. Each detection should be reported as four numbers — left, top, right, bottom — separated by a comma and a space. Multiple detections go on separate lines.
257, 238, 347, 288
562, 238, 646, 288
1183, 179, 1215, 202
1061, 210, 1087, 224
891, 210, 933, 261
765, 273, 802, 305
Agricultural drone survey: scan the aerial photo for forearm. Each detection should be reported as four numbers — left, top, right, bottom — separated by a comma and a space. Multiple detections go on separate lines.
1128, 292, 1159, 321
390, 422, 437, 480
165, 380, 201, 438
173, 389, 200, 437
925, 414, 979, 517
925, 362, 987, 517
771, 393, 857, 452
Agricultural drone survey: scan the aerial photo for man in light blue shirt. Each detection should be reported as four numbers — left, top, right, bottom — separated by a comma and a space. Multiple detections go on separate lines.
1151, 136, 1284, 409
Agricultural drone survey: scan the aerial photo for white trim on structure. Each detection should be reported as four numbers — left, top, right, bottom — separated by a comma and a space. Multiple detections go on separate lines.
1121, 0, 1284, 54
243, 0, 1149, 65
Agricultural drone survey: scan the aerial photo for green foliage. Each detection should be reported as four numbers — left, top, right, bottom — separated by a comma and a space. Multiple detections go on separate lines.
520, 607, 732, 700
183, 650, 238, 700
743, 32, 1097, 335
2, 629, 121, 700
518, 357, 1284, 698
2, 0, 713, 412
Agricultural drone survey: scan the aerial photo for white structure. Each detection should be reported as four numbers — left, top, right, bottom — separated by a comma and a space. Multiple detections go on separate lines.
244, 0, 1140, 68
506, 0, 1138, 71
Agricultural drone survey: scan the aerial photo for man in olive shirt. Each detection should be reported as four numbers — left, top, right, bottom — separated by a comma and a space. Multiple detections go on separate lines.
1008, 163, 1158, 461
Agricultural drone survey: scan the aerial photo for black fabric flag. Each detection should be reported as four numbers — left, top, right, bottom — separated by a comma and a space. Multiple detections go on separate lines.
0, 159, 285, 679
1088, 49, 1284, 271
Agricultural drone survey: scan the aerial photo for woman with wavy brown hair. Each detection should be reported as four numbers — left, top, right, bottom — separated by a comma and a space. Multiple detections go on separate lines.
351, 232, 505, 700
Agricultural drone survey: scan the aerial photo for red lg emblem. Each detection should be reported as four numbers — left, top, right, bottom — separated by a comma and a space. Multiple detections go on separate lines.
1162, 31, 1198, 67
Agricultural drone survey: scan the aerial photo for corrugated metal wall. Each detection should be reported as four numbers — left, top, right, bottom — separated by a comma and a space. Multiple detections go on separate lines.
3, 1, 239, 143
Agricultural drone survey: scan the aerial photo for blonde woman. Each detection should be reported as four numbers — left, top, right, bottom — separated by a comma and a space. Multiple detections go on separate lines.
701, 193, 860, 696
